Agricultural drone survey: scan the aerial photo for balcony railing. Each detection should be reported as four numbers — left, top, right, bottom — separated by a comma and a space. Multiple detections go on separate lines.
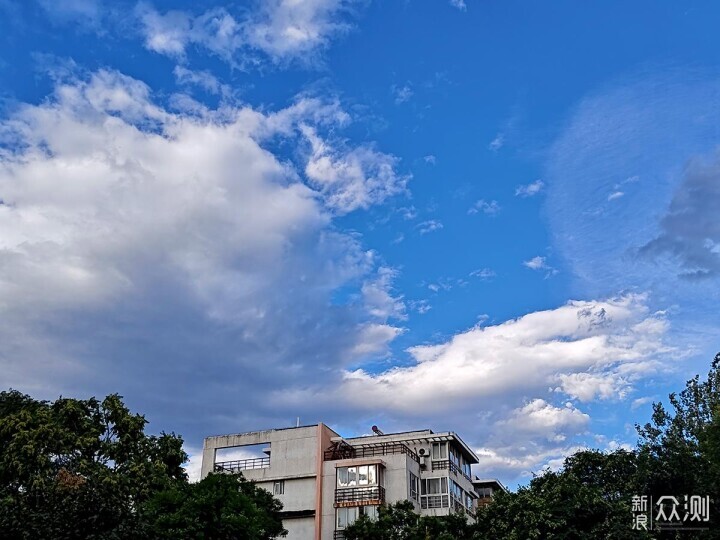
334, 531, 346, 540
431, 459, 471, 481
214, 456, 270, 473
420, 494, 449, 509
335, 486, 385, 506
324, 441, 419, 463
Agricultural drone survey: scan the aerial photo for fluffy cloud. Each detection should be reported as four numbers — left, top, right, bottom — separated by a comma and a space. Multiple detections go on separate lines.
273, 295, 671, 478
0, 69, 404, 441
137, 0, 359, 64
328, 295, 670, 414
416, 219, 443, 235
301, 125, 409, 214
515, 179, 544, 197
468, 199, 500, 215
498, 399, 590, 441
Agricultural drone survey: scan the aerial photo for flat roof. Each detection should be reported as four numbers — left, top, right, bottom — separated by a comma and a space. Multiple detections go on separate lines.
205, 423, 341, 440
341, 429, 479, 464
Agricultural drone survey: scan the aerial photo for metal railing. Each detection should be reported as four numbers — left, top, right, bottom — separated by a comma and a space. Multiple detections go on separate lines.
214, 456, 270, 473
431, 459, 472, 481
420, 494, 449, 509
335, 486, 385, 505
324, 442, 419, 463
333, 531, 346, 540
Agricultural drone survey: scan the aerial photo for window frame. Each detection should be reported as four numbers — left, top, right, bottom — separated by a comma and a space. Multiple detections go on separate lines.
273, 480, 284, 495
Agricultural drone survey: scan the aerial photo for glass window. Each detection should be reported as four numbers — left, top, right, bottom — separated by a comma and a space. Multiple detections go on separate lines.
431, 442, 447, 460
367, 464, 377, 485
362, 505, 379, 521
422, 477, 448, 495
273, 480, 284, 495
347, 466, 357, 486
336, 507, 359, 529
409, 472, 419, 500
338, 467, 349, 487
358, 465, 368, 485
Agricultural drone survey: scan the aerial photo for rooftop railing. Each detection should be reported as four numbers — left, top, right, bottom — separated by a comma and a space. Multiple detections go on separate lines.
324, 441, 419, 463
214, 456, 270, 473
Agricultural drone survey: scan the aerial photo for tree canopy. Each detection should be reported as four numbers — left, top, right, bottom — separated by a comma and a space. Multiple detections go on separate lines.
0, 390, 286, 540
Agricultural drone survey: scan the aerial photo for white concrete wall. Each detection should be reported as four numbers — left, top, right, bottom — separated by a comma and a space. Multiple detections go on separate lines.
201, 425, 318, 479
284, 517, 315, 540
255, 477, 316, 513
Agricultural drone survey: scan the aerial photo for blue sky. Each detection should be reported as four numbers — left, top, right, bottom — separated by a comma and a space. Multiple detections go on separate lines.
1, 0, 719, 485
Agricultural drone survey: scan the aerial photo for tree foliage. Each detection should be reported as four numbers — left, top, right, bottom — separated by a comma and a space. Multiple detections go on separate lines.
0, 390, 286, 540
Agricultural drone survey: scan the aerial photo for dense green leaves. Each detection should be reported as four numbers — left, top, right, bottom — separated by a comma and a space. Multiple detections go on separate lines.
143, 473, 286, 540
0, 391, 286, 540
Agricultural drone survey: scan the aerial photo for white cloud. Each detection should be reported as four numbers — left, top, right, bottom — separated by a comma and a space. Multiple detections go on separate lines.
301, 125, 409, 214
288, 295, 671, 413
173, 66, 229, 97
137, 1, 360, 65
555, 372, 629, 402
361, 266, 406, 321
449, 0, 467, 12
423, 154, 436, 165
0, 69, 404, 441
468, 199, 500, 215
416, 219, 443, 234
392, 84, 413, 104
488, 133, 504, 152
499, 399, 590, 441
515, 179, 545, 197
523, 256, 548, 270
470, 268, 496, 280
243, 0, 357, 62
608, 191, 624, 201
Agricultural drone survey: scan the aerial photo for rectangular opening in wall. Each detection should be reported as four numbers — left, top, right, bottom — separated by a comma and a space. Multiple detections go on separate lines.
214, 443, 270, 473
273, 480, 284, 495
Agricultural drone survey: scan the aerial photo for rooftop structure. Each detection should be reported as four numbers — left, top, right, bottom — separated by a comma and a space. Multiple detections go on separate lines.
201, 424, 502, 540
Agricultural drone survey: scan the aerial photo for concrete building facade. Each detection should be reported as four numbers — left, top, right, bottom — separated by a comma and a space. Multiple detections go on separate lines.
201, 424, 500, 540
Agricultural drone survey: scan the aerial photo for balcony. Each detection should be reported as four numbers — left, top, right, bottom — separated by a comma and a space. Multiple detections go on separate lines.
333, 531, 346, 540
214, 456, 270, 473
324, 441, 419, 463
431, 459, 471, 481
334, 486, 385, 507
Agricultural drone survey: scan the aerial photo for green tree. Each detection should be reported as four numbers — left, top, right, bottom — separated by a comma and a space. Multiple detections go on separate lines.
0, 390, 286, 540
142, 472, 286, 539
0, 390, 187, 539
474, 450, 649, 539
343, 500, 473, 540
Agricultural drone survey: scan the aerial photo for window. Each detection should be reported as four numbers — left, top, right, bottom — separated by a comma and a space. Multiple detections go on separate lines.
335, 506, 378, 530
409, 472, 419, 501
422, 477, 448, 495
420, 477, 449, 509
337, 465, 379, 488
362, 505, 379, 521
273, 480, 284, 495
477, 487, 493, 497
431, 442, 447, 460
336, 507, 359, 529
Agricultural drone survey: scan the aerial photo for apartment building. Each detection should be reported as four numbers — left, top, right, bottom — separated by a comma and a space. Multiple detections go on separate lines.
200, 423, 501, 540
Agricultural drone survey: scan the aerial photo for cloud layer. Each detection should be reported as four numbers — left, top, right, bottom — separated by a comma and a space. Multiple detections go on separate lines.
0, 69, 406, 439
